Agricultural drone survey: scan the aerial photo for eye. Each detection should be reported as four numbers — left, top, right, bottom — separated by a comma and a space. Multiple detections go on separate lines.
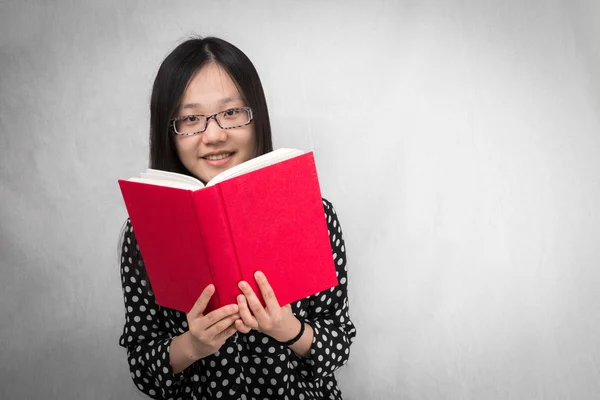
223, 109, 240, 117
179, 115, 204, 126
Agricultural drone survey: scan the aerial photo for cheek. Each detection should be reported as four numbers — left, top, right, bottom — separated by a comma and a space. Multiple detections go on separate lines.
174, 137, 197, 159
244, 128, 258, 153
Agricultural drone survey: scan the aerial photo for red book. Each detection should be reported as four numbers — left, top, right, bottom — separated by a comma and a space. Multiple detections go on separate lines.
118, 149, 338, 314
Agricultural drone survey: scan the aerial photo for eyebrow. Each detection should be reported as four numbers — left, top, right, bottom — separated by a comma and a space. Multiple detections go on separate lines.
181, 95, 244, 110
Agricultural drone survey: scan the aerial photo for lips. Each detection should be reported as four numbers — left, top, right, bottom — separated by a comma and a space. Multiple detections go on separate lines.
202, 152, 234, 160
203, 152, 232, 160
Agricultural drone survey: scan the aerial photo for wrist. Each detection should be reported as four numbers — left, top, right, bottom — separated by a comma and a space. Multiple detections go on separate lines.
178, 331, 205, 361
277, 316, 304, 346
170, 331, 205, 374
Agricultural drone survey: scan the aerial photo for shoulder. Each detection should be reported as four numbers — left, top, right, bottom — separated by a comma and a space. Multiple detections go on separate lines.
321, 197, 336, 214
118, 218, 137, 256
122, 218, 134, 237
321, 197, 341, 223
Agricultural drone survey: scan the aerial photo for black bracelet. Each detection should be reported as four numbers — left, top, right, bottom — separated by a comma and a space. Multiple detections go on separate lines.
280, 318, 306, 346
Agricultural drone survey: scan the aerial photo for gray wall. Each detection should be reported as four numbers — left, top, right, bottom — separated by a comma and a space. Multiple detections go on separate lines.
1, 0, 599, 399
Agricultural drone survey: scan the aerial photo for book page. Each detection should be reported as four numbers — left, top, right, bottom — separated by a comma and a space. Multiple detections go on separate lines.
142, 169, 205, 188
206, 148, 304, 187
127, 177, 201, 190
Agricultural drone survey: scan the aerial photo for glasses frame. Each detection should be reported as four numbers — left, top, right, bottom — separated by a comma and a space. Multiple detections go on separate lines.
170, 107, 254, 136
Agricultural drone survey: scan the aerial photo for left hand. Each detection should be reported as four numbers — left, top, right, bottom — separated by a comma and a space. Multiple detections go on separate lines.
235, 271, 302, 343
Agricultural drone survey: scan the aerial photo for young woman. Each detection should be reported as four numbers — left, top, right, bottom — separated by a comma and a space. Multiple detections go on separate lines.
118, 36, 356, 400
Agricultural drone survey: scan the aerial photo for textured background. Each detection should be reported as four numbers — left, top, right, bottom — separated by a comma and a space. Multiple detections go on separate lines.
1, 0, 600, 399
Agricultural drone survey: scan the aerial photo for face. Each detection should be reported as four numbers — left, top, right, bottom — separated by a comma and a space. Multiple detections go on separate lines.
173, 63, 256, 183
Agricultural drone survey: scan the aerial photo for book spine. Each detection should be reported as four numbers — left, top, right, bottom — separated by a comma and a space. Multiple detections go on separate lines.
188, 190, 221, 312
192, 187, 241, 309
215, 185, 243, 281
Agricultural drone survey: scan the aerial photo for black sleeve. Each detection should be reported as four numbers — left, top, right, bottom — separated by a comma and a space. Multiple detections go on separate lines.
118, 220, 193, 399
298, 200, 357, 381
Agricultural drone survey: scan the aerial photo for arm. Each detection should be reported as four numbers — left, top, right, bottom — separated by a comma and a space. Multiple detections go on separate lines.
298, 199, 357, 380
119, 221, 240, 397
118, 221, 189, 399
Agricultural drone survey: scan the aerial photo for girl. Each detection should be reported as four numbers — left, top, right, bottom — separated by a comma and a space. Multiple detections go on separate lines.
118, 36, 356, 400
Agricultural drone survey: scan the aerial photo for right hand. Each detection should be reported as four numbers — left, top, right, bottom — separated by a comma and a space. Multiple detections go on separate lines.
186, 284, 240, 359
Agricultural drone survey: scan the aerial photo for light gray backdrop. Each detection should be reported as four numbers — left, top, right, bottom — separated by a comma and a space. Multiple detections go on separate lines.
1, 0, 600, 399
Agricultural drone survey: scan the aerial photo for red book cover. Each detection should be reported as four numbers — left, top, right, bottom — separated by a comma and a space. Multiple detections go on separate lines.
118, 152, 338, 313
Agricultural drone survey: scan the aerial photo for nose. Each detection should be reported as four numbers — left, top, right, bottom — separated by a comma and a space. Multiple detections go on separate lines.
201, 117, 227, 145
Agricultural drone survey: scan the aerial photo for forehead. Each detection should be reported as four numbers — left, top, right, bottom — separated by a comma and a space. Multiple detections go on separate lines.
180, 63, 243, 110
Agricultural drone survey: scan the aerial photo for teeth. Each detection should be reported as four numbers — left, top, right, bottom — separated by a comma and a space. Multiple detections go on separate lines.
205, 153, 232, 160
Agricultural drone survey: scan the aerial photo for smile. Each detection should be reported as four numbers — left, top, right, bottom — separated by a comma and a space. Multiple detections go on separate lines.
203, 153, 233, 160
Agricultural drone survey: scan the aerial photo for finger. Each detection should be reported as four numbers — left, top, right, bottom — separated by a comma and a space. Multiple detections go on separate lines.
237, 294, 258, 329
215, 323, 238, 343
206, 313, 242, 338
238, 281, 269, 322
199, 303, 239, 330
235, 318, 252, 334
188, 284, 214, 317
254, 271, 281, 310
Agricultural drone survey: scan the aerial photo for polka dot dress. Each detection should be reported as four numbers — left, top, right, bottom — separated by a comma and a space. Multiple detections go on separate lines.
118, 199, 356, 399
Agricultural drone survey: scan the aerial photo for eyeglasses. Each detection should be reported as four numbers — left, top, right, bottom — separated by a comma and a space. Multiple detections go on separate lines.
170, 107, 254, 136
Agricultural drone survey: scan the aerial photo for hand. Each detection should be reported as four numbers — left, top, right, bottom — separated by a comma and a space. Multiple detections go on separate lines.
235, 271, 302, 343
186, 284, 240, 359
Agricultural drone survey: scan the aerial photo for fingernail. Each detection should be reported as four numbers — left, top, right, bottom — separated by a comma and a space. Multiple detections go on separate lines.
238, 281, 247, 290
237, 294, 244, 302
232, 304, 239, 312
255, 271, 263, 279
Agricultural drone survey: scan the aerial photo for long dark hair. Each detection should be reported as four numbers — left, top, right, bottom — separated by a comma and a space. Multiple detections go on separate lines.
149, 36, 273, 174
120, 36, 273, 294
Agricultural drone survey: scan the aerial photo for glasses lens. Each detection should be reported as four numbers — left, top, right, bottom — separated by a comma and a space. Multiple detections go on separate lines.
216, 108, 251, 128
175, 115, 206, 134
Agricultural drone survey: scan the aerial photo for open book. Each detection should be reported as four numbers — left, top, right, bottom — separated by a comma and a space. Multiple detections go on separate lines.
129, 148, 305, 190
118, 149, 338, 313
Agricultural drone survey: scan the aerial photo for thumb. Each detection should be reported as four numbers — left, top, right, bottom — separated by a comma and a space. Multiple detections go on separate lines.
188, 284, 214, 317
